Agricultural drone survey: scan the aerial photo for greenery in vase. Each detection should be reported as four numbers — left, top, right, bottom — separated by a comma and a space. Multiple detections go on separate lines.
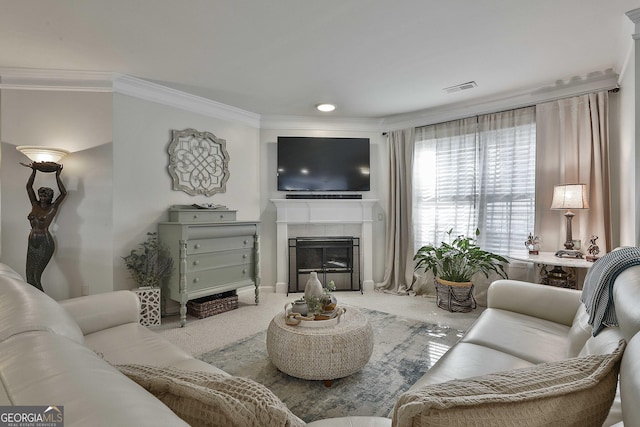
304, 280, 337, 316
305, 295, 323, 316
413, 228, 508, 282
324, 280, 336, 295
123, 232, 174, 288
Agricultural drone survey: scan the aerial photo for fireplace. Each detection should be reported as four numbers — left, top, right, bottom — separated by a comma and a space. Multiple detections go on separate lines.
288, 236, 361, 293
271, 199, 377, 293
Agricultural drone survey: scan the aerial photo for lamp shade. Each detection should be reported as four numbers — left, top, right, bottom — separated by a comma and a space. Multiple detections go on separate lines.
550, 183, 589, 210
16, 146, 69, 163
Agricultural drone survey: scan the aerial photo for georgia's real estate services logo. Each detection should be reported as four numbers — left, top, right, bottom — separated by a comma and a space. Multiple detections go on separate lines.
0, 406, 63, 427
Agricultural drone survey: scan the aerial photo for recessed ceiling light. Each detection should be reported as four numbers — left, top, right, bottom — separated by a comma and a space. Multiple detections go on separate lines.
316, 103, 336, 112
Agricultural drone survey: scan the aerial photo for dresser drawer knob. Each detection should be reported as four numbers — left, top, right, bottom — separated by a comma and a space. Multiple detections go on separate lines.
242, 269, 247, 274
220, 214, 225, 219
193, 260, 200, 265
193, 277, 200, 283
243, 240, 249, 245
194, 244, 201, 249
242, 254, 248, 259
193, 214, 199, 219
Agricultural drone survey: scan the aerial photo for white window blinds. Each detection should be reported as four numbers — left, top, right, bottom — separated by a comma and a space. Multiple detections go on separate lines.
412, 107, 536, 256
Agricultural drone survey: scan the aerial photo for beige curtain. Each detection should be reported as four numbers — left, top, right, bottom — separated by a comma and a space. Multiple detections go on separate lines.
375, 128, 416, 294
535, 92, 611, 253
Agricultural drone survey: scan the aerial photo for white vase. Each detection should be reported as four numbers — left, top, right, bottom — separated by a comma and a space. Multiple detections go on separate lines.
304, 272, 324, 300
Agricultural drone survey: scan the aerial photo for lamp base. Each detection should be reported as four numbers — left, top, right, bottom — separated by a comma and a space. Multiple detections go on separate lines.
555, 249, 584, 259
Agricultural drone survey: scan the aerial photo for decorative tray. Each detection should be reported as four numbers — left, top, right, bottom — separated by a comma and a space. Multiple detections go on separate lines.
284, 303, 345, 327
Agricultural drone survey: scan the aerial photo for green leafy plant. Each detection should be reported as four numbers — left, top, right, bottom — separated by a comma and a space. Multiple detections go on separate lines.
324, 280, 336, 295
305, 295, 323, 315
413, 228, 508, 282
123, 232, 174, 288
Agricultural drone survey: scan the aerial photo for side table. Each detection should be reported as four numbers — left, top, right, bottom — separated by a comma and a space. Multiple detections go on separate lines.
266, 307, 373, 387
509, 252, 594, 289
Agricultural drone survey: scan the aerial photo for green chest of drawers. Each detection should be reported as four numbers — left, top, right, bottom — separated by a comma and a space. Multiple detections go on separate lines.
158, 217, 260, 326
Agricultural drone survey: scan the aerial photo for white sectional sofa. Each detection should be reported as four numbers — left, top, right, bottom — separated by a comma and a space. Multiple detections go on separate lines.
0, 259, 639, 426
0, 265, 229, 426
312, 264, 640, 427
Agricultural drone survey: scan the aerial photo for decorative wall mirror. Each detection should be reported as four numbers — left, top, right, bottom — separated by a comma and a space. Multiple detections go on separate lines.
167, 128, 230, 196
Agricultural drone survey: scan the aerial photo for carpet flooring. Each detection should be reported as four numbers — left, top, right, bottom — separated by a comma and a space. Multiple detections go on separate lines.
198, 308, 464, 423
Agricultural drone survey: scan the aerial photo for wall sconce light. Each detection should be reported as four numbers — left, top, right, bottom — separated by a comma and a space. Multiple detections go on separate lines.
16, 145, 69, 292
550, 183, 589, 258
16, 146, 69, 164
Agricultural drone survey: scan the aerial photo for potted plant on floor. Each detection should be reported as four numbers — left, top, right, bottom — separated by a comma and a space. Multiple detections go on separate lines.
413, 229, 508, 312
123, 232, 174, 326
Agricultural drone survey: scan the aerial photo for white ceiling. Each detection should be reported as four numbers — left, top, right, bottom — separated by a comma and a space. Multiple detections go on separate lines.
0, 0, 638, 120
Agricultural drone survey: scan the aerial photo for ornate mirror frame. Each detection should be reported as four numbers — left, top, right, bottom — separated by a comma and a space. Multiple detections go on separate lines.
167, 128, 230, 196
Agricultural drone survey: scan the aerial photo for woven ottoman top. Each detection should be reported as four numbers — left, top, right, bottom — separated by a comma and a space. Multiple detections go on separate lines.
266, 307, 374, 381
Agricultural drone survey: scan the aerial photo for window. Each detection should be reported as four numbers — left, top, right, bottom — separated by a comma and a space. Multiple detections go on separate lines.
412, 107, 536, 256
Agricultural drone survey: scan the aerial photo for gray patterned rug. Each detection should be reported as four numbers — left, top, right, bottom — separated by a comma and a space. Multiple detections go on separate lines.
198, 308, 463, 423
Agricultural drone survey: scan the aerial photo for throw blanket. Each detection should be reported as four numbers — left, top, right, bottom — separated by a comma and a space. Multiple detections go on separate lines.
116, 364, 305, 427
581, 247, 640, 336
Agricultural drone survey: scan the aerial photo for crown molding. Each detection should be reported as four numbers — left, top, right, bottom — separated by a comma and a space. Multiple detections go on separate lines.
112, 74, 260, 128
260, 114, 384, 133
0, 68, 261, 128
627, 8, 640, 24
0, 67, 622, 133
0, 67, 113, 92
382, 70, 620, 131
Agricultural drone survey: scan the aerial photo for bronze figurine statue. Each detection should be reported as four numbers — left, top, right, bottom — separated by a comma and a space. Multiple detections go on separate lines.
586, 235, 600, 262
21, 161, 67, 292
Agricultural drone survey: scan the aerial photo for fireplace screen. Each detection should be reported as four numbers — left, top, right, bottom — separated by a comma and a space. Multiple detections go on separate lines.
288, 236, 360, 293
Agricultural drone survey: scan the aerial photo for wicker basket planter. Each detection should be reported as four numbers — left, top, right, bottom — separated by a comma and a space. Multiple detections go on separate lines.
187, 291, 238, 319
435, 278, 477, 313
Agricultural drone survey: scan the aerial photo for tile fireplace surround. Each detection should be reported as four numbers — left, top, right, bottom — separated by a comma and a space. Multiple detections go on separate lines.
271, 199, 378, 293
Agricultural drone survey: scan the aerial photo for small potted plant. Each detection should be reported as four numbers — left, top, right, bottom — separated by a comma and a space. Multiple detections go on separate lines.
123, 232, 174, 326
123, 232, 174, 289
413, 229, 508, 312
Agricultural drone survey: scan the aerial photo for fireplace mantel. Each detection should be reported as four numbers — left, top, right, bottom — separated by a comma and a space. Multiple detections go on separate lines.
271, 199, 378, 293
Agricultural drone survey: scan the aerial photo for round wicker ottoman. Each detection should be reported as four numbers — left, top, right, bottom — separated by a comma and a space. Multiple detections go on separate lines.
266, 308, 374, 386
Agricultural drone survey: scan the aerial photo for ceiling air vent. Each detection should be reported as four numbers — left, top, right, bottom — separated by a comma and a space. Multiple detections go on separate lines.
443, 81, 478, 94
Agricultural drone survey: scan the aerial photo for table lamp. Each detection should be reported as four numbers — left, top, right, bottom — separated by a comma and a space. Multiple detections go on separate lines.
550, 183, 589, 258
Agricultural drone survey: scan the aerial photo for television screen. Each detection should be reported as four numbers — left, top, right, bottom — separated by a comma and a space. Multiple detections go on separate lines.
277, 137, 370, 192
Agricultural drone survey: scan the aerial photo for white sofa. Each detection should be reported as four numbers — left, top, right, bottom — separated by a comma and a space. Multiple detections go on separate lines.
0, 263, 234, 426
1, 259, 639, 427
311, 264, 640, 427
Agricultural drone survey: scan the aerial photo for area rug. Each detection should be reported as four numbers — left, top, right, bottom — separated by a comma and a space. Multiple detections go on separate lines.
198, 308, 464, 423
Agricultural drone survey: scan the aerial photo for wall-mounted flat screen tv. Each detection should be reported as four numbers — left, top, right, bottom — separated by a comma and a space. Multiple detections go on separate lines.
277, 137, 370, 192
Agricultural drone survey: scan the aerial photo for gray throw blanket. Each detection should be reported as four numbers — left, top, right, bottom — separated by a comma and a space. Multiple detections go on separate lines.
581, 247, 640, 336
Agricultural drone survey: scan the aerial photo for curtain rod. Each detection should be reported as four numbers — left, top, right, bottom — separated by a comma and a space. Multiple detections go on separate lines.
381, 87, 620, 136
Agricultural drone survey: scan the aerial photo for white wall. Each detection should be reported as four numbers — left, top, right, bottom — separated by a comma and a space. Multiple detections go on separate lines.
0, 89, 261, 299
112, 93, 261, 291
259, 127, 388, 291
0, 90, 113, 299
